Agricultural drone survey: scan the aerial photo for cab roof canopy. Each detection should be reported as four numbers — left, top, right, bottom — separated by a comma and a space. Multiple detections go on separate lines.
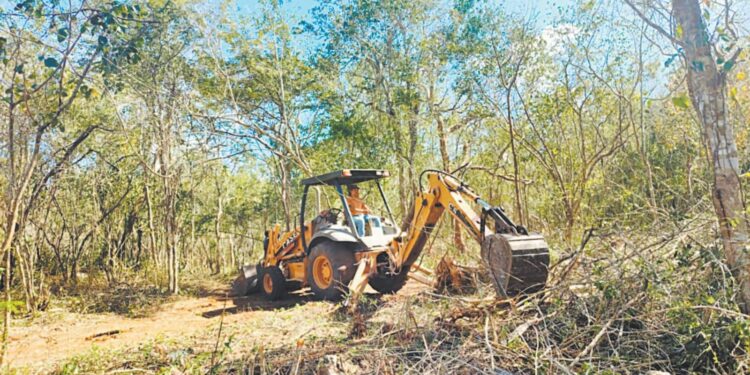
301, 169, 390, 186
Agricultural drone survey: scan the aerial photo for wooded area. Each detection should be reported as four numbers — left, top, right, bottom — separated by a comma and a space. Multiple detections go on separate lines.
2, 0, 750, 373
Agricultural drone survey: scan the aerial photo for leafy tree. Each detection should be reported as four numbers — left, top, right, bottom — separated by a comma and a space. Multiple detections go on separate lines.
626, 0, 750, 313
0, 0, 154, 362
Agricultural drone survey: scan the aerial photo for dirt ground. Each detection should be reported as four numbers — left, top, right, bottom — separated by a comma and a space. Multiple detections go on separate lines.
7, 291, 334, 371
6, 282, 428, 373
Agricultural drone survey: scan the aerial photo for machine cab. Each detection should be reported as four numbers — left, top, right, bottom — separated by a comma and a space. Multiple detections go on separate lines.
300, 169, 398, 251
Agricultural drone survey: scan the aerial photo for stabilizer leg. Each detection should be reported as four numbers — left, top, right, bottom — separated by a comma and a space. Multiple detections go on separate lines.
344, 255, 374, 311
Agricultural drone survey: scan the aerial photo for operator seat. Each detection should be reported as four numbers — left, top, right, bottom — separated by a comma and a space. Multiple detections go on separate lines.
310, 209, 338, 233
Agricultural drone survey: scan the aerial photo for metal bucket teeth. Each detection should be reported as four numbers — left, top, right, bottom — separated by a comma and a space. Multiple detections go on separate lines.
481, 233, 550, 297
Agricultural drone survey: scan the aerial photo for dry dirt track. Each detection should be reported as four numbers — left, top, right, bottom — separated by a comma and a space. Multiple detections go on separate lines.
7, 282, 429, 372
6, 289, 345, 372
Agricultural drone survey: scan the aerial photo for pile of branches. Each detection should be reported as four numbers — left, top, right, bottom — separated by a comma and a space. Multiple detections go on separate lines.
276, 215, 750, 374
56, 216, 750, 374
379, 216, 747, 374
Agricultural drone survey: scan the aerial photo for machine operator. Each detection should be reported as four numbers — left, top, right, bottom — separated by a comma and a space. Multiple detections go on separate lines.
346, 184, 382, 236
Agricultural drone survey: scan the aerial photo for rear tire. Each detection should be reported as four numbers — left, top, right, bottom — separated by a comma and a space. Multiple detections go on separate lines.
306, 242, 356, 300
260, 266, 286, 301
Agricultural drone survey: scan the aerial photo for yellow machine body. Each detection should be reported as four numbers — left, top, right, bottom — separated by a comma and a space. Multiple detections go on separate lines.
251, 169, 549, 302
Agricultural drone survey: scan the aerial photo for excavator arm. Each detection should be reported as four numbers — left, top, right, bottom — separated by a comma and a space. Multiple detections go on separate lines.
397, 171, 490, 267
344, 170, 549, 308
395, 170, 550, 296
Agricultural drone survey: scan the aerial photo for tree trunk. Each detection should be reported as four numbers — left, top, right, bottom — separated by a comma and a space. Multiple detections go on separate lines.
278, 159, 292, 232
190, 170, 196, 270
435, 114, 467, 253
407, 98, 419, 199
564, 204, 576, 245
214, 179, 223, 275
506, 94, 524, 227
161, 128, 179, 295
136, 228, 143, 266
0, 99, 37, 365
145, 181, 161, 289
16, 245, 32, 312
165, 178, 179, 294
636, 31, 659, 216
673, 0, 750, 312
1, 240, 12, 366
398, 161, 408, 228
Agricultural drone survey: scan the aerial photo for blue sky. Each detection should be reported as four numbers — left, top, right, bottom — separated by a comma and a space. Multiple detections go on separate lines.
217, 0, 749, 40
212, 0, 582, 61
227, 0, 574, 24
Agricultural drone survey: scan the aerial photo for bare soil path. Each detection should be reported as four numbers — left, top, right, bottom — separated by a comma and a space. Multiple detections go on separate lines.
7, 282, 429, 372
6, 290, 338, 372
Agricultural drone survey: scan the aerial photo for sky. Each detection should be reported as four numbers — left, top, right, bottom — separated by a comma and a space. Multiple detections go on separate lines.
208, 0, 585, 67
227, 0, 575, 27
217, 0, 750, 43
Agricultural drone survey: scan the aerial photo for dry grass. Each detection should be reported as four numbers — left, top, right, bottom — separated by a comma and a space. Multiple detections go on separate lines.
13, 216, 750, 374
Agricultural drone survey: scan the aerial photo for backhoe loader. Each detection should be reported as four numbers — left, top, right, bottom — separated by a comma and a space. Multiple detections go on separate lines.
236, 169, 549, 303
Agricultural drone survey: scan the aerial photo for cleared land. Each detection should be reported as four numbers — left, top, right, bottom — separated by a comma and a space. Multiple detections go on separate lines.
7, 282, 431, 373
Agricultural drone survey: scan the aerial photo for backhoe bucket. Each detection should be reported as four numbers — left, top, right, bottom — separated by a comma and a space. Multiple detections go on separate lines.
481, 233, 549, 297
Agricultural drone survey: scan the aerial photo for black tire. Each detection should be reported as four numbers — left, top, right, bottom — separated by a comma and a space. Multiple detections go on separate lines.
260, 266, 286, 300
306, 241, 356, 300
368, 270, 408, 294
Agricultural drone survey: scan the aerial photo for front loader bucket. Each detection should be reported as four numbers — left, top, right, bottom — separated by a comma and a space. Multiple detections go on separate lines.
231, 264, 260, 296
481, 233, 549, 297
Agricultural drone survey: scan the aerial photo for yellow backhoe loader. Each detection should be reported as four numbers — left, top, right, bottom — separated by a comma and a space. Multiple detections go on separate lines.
235, 169, 549, 303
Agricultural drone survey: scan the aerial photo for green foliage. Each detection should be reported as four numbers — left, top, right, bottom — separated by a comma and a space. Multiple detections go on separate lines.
2, 1, 749, 372
0, 1, 721, 272
0, 300, 25, 314
672, 95, 691, 108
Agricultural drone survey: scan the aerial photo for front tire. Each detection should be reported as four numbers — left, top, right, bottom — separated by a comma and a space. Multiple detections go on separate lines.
260, 266, 286, 300
306, 242, 356, 300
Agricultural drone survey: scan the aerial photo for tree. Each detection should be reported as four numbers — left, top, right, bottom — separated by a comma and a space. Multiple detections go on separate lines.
464, 11, 535, 227
198, 1, 332, 230
310, 0, 434, 218
466, 7, 631, 243
0, 0, 151, 362
626, 0, 750, 313
118, 5, 197, 294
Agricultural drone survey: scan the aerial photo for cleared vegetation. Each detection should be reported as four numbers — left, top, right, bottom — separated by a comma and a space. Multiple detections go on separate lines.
1, 0, 750, 373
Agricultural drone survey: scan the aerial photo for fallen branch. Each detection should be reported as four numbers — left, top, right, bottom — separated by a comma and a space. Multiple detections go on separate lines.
86, 330, 121, 340
570, 296, 642, 368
